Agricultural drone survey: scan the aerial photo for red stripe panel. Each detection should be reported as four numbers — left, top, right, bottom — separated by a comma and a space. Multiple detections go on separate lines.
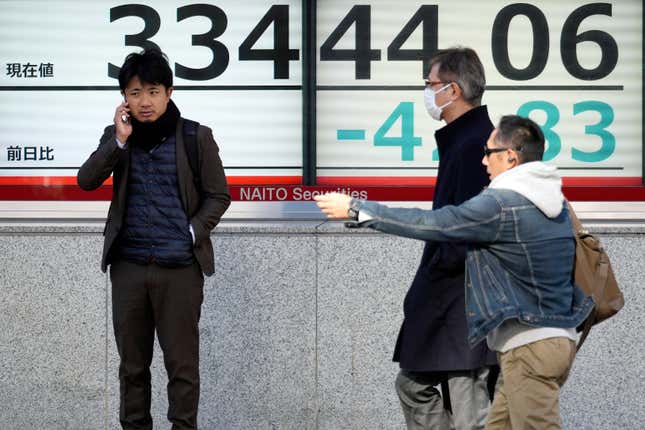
0, 175, 303, 186
317, 176, 438, 186
0, 175, 640, 187
2, 184, 645, 201
317, 176, 643, 186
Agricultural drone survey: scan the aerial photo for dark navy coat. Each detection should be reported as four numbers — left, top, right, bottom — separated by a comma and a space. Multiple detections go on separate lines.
393, 105, 498, 371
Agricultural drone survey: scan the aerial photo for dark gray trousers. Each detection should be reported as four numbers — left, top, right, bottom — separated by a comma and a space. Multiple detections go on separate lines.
110, 259, 204, 430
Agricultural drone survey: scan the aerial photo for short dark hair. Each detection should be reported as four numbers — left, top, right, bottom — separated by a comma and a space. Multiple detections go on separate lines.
118, 48, 173, 92
429, 47, 486, 106
495, 115, 545, 163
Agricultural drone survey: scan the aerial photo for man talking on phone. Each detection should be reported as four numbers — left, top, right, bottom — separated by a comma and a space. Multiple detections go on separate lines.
78, 48, 230, 429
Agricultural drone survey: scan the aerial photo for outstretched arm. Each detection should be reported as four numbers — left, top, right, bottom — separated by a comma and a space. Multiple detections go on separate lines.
315, 192, 501, 243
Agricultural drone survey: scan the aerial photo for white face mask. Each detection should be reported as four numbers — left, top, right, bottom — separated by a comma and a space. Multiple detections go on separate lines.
424, 83, 453, 121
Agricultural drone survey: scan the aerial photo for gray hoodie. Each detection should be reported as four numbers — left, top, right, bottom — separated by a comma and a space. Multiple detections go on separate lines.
489, 161, 564, 218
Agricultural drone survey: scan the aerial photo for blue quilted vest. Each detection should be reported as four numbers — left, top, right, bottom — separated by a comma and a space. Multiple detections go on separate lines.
118, 135, 194, 267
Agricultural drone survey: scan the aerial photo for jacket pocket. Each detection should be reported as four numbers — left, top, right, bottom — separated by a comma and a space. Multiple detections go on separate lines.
481, 265, 510, 312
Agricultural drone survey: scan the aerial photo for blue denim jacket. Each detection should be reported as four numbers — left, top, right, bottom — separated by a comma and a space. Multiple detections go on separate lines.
353, 188, 594, 347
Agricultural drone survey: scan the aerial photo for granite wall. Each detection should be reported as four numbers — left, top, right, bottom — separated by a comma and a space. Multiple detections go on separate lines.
0, 221, 643, 429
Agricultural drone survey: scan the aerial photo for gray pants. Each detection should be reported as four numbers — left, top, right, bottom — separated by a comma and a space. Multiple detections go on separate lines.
395, 367, 492, 430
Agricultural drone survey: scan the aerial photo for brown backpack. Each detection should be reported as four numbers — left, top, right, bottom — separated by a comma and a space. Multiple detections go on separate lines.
566, 201, 625, 350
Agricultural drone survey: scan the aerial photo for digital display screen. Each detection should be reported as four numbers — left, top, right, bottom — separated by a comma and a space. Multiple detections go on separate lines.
0, 1, 303, 187
316, 0, 643, 186
0, 0, 643, 207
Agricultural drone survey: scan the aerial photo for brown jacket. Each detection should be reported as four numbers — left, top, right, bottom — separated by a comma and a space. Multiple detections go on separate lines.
77, 118, 230, 276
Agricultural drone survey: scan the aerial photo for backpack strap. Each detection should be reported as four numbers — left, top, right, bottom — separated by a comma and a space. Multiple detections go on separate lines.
182, 118, 201, 190
577, 308, 596, 351
566, 200, 597, 352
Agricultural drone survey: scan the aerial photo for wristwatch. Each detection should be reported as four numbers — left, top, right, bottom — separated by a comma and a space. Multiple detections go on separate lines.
347, 206, 359, 220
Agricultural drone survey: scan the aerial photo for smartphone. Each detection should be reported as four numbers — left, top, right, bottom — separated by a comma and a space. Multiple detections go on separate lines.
121, 97, 129, 123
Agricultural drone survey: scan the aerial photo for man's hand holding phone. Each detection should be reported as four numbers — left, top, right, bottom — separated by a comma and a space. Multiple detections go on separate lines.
114, 100, 132, 144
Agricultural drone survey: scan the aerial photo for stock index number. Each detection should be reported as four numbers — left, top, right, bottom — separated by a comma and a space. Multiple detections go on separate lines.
322, 2, 618, 80
493, 3, 618, 80
320, 5, 438, 79
108, 4, 299, 80
110, 3, 619, 82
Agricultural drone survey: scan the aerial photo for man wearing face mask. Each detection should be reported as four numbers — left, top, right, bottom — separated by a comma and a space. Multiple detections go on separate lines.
315, 115, 593, 430
391, 47, 498, 430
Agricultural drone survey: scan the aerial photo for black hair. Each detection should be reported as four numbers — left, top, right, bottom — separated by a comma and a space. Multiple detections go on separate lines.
118, 48, 173, 92
495, 115, 545, 163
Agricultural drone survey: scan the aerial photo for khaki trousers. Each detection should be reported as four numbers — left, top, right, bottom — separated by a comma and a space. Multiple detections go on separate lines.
485, 337, 576, 430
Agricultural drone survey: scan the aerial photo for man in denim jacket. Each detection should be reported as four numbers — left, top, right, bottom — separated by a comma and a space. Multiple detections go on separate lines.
315, 115, 594, 429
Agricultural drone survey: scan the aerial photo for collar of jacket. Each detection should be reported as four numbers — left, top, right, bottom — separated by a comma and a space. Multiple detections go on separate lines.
434, 105, 490, 155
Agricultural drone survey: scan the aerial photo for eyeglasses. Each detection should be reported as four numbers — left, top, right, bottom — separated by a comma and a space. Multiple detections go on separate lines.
424, 79, 448, 88
483, 146, 508, 157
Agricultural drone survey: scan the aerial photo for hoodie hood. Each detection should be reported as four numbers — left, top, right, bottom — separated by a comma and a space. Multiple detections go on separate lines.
488, 161, 564, 218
